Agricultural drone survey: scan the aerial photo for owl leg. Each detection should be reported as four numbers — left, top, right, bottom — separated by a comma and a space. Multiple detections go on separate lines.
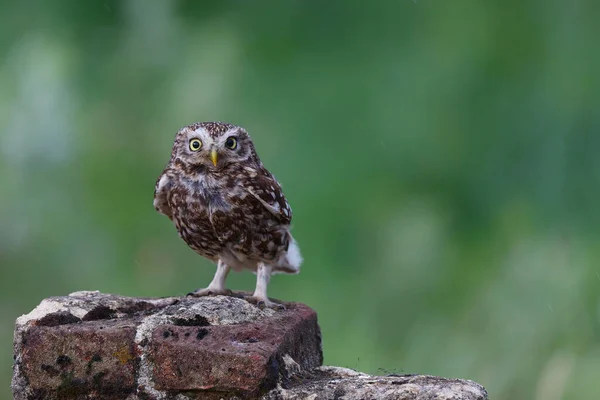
188, 259, 232, 297
246, 262, 285, 310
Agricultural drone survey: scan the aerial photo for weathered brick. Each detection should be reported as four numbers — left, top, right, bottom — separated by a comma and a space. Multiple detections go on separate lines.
12, 291, 323, 399
149, 303, 321, 397
21, 320, 138, 399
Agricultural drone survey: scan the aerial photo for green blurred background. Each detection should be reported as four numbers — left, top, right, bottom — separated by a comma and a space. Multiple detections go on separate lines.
2, 1, 600, 399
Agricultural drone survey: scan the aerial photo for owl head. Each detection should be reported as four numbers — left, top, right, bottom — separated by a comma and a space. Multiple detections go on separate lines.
171, 122, 257, 170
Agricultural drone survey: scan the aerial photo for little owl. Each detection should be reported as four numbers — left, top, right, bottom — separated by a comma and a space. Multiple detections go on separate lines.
153, 122, 302, 309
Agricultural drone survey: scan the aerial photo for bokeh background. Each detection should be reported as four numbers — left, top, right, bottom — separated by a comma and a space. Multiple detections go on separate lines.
2, 1, 600, 399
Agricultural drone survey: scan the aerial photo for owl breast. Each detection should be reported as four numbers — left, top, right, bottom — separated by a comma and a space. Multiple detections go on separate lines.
157, 166, 292, 271
166, 176, 225, 260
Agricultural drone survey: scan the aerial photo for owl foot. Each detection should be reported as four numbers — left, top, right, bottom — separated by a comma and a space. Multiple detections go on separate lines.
187, 287, 232, 297
246, 296, 286, 310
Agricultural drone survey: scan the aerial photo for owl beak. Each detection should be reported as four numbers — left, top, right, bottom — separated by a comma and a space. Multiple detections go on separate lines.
209, 149, 218, 167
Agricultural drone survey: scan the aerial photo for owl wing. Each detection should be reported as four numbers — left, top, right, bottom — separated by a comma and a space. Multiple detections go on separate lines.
207, 165, 293, 260
153, 172, 174, 220
245, 166, 293, 225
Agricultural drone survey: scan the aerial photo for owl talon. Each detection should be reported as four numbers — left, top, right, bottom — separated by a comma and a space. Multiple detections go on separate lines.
247, 296, 286, 310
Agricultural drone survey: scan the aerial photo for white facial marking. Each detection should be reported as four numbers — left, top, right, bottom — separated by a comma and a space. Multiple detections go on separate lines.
183, 126, 214, 152
191, 126, 210, 138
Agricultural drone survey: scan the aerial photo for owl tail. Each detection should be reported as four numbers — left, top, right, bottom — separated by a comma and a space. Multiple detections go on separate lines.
273, 237, 302, 274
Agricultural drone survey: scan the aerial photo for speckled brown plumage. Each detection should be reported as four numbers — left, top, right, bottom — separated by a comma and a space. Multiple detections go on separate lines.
154, 122, 302, 308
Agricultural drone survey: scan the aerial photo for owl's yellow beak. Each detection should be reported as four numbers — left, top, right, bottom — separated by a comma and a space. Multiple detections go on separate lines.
209, 149, 218, 166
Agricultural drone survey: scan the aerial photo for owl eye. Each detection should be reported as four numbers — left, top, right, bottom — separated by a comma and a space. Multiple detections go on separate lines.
225, 136, 237, 150
189, 139, 202, 151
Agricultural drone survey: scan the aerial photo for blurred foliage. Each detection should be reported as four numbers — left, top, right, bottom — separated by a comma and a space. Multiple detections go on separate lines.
1, 1, 600, 399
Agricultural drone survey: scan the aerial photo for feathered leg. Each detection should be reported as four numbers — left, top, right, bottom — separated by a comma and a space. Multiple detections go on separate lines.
189, 259, 231, 296
247, 262, 285, 309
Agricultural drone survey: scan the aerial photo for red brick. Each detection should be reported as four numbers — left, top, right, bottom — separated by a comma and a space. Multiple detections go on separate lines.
150, 303, 321, 397
21, 319, 138, 399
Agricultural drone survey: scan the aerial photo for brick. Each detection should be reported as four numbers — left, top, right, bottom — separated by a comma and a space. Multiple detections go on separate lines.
22, 320, 138, 399
12, 291, 322, 399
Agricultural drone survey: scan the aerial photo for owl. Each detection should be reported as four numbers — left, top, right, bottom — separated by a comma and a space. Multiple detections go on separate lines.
153, 122, 302, 309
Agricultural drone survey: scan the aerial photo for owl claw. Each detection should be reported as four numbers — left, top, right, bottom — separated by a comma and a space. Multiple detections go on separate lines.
188, 287, 232, 297
246, 296, 286, 310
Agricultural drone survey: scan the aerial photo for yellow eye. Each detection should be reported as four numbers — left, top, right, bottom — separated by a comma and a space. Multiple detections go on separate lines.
189, 139, 202, 151
225, 136, 237, 150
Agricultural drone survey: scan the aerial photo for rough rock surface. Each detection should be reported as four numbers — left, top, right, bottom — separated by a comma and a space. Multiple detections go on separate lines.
12, 291, 488, 400
12, 291, 322, 399
266, 366, 488, 400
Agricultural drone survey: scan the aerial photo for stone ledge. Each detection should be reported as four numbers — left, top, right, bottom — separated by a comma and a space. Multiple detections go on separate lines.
12, 291, 322, 399
12, 291, 487, 400
267, 366, 488, 400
